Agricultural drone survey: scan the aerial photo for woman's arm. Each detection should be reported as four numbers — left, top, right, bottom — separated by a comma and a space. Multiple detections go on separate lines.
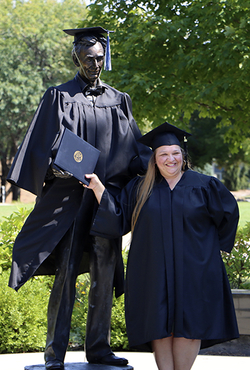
82, 174, 138, 239
82, 174, 105, 204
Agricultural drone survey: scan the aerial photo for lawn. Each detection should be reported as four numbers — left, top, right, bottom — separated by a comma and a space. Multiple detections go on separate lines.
0, 200, 249, 227
238, 201, 250, 227
0, 202, 35, 221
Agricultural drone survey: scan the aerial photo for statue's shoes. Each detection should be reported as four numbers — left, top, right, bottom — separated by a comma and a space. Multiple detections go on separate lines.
45, 360, 64, 370
89, 353, 129, 366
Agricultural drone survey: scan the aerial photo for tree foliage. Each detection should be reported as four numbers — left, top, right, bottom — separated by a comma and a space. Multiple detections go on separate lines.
86, 0, 250, 149
0, 0, 87, 185
188, 111, 250, 188
188, 111, 230, 168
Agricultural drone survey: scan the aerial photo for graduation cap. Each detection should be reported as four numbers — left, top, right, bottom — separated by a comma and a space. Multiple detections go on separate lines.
63, 27, 113, 71
138, 122, 191, 170
138, 122, 191, 151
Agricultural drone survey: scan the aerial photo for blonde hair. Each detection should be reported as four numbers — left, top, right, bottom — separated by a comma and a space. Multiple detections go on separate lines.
131, 153, 157, 233
131, 147, 188, 232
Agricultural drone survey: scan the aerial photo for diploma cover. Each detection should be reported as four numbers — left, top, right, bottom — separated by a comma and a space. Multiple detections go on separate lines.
53, 127, 100, 185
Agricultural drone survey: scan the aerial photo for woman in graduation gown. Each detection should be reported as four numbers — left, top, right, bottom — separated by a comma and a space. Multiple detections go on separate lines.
84, 122, 239, 370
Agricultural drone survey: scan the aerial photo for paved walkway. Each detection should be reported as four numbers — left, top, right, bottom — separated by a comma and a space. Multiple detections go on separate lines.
1, 351, 250, 370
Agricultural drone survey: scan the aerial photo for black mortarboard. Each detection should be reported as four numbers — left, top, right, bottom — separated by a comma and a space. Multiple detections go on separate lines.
63, 27, 109, 41
138, 122, 191, 151
63, 27, 113, 71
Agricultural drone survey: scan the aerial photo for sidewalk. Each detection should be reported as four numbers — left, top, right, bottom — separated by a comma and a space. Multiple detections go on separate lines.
1, 351, 250, 370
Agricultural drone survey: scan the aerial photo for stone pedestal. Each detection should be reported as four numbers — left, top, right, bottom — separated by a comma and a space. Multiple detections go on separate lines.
232, 289, 250, 335
25, 363, 133, 370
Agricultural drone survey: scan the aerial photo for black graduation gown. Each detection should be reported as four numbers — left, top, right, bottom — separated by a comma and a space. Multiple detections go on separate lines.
90, 170, 239, 350
7, 73, 151, 295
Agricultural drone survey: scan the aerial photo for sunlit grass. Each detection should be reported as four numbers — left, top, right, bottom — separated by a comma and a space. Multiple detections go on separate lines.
0, 201, 249, 227
0, 202, 35, 221
238, 201, 250, 228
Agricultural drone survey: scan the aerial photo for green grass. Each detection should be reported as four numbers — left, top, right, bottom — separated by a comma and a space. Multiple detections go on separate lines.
238, 201, 250, 228
0, 201, 249, 227
0, 202, 35, 221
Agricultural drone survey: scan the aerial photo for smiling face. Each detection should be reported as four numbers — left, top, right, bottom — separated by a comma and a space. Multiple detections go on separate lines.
78, 41, 104, 84
155, 145, 183, 179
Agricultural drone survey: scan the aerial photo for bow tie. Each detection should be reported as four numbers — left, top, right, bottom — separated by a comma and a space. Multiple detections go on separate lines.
84, 86, 104, 96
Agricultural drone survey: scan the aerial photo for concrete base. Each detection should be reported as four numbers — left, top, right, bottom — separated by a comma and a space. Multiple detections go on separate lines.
25, 363, 133, 370
232, 289, 250, 335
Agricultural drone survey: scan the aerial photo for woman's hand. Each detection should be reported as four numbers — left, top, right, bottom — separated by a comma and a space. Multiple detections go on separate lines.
81, 174, 105, 204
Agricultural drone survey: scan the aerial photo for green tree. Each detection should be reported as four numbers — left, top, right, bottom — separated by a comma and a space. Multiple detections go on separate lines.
187, 111, 250, 190
188, 111, 230, 169
86, 0, 250, 148
0, 0, 87, 196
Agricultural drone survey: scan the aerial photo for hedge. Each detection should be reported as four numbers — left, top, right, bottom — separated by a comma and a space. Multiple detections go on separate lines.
1, 207, 250, 353
0, 209, 128, 353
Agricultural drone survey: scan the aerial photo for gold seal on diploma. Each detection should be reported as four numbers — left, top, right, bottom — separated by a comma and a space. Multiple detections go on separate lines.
74, 151, 83, 163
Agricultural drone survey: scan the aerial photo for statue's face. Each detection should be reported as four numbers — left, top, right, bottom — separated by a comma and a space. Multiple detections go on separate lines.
78, 41, 104, 83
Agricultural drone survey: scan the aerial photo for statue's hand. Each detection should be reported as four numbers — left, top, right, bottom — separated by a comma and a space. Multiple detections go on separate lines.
52, 167, 73, 179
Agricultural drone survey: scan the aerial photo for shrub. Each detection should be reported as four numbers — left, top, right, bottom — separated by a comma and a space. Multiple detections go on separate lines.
0, 209, 51, 353
69, 274, 89, 348
110, 250, 129, 350
0, 208, 31, 273
110, 295, 129, 350
3, 206, 250, 354
222, 221, 250, 289
0, 208, 129, 352
0, 271, 49, 353
70, 258, 129, 351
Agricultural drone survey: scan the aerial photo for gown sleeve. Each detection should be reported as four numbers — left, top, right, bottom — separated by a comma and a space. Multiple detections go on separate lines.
207, 177, 239, 253
122, 93, 152, 176
90, 177, 139, 239
7, 88, 61, 197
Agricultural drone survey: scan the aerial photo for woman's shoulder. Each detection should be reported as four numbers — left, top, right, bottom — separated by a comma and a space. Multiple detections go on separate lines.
183, 169, 220, 188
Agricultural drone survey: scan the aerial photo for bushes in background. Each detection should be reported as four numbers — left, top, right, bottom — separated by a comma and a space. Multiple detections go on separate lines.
221, 221, 250, 289
0, 208, 31, 274
0, 209, 49, 353
70, 273, 129, 350
0, 271, 49, 353
1, 207, 250, 353
0, 269, 128, 354
0, 209, 128, 353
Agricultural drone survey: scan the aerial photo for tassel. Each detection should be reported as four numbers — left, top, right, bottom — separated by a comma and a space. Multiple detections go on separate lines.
104, 31, 112, 71
184, 136, 188, 170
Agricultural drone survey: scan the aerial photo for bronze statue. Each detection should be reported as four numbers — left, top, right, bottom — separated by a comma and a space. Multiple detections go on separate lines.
7, 27, 151, 370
